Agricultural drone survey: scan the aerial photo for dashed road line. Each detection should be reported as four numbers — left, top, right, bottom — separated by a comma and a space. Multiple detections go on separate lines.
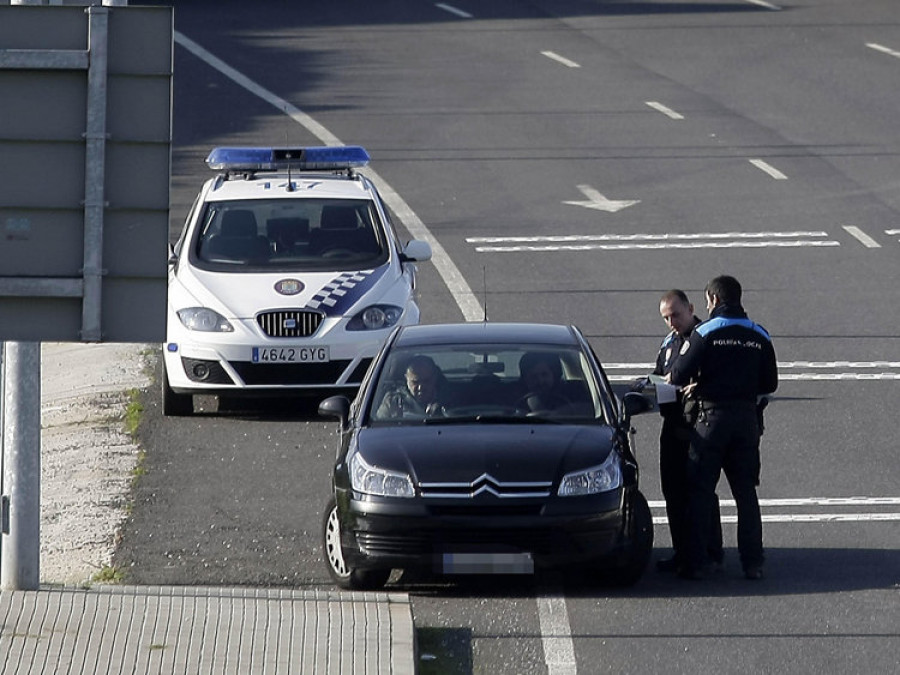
867, 42, 900, 59
435, 3, 473, 18
645, 101, 684, 120
541, 51, 581, 68
843, 225, 881, 248
749, 158, 789, 180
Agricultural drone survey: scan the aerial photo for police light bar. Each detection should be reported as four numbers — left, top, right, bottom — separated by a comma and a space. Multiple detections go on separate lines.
206, 146, 370, 172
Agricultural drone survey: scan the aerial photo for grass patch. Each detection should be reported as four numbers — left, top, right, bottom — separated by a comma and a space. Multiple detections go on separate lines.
124, 388, 143, 438
91, 565, 124, 584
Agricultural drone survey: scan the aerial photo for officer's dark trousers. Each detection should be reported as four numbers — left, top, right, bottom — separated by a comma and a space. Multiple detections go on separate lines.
686, 403, 763, 572
661, 416, 723, 565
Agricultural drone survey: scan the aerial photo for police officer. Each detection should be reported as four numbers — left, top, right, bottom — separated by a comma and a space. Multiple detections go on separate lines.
653, 290, 723, 573
669, 276, 777, 580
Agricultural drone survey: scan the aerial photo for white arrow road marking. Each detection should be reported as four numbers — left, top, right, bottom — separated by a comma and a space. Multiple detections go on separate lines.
843, 225, 881, 248
749, 158, 789, 179
867, 42, 900, 59
563, 185, 640, 212
435, 3, 473, 18
646, 101, 684, 119
541, 51, 581, 68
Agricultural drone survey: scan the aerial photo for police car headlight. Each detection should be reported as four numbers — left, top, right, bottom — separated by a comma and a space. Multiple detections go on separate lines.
347, 305, 403, 331
177, 307, 234, 332
350, 452, 414, 498
558, 452, 622, 496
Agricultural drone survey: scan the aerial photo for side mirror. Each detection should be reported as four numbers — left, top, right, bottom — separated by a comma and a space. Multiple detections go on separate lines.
168, 243, 178, 266
318, 395, 351, 426
401, 239, 432, 262
621, 391, 653, 421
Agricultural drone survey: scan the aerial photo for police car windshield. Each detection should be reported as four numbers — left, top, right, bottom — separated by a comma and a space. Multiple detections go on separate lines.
191, 199, 388, 271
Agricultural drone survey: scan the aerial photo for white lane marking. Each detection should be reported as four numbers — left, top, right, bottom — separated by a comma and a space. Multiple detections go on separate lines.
749, 158, 789, 180
650, 497, 900, 524
173, 31, 483, 323
650, 497, 900, 508
468, 230, 840, 252
843, 225, 881, 248
654, 513, 900, 524
867, 42, 900, 59
541, 51, 581, 68
886, 229, 900, 235
604, 361, 900, 382
435, 3, 473, 19
468, 231, 829, 243
606, 361, 900, 370
474, 240, 839, 252
537, 594, 577, 675
745, 0, 781, 9
646, 101, 684, 120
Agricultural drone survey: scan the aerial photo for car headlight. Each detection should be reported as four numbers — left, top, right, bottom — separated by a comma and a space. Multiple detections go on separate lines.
177, 307, 234, 332
350, 452, 414, 498
346, 305, 403, 331
558, 452, 622, 496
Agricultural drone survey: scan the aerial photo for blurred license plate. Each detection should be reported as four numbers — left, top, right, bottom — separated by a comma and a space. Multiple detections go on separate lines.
440, 552, 534, 575
252, 346, 330, 364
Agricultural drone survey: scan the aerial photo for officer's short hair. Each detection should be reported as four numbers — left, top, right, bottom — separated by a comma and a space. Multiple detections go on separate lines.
660, 289, 690, 306
706, 275, 742, 305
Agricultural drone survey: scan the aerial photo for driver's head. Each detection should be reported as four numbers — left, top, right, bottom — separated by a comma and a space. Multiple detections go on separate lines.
519, 352, 562, 394
405, 355, 440, 404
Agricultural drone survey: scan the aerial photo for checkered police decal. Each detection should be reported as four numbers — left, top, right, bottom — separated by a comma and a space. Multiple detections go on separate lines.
304, 267, 387, 316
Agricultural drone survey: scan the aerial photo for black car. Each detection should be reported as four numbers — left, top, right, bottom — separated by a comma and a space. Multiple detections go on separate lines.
318, 322, 654, 590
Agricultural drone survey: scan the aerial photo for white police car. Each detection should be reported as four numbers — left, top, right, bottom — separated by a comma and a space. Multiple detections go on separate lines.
163, 146, 432, 416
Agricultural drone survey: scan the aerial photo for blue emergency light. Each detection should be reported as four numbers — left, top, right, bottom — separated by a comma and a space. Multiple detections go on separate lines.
206, 146, 370, 172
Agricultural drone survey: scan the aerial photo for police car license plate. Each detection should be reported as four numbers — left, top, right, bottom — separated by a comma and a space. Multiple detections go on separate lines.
440, 552, 534, 575
252, 346, 329, 364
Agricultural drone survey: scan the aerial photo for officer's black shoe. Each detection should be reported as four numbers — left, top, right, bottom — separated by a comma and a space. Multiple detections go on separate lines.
744, 565, 764, 580
676, 565, 710, 581
656, 556, 680, 573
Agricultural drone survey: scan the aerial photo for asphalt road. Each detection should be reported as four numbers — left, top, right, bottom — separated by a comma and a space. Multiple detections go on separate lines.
117, 1, 900, 672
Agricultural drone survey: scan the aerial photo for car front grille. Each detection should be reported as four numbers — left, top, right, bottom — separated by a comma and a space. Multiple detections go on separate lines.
356, 528, 562, 556
256, 310, 324, 338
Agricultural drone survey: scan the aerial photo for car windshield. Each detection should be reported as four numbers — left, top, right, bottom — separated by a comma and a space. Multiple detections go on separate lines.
191, 198, 389, 271
368, 343, 608, 425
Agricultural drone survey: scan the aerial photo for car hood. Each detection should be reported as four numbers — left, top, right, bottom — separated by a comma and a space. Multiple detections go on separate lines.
172, 263, 390, 318
354, 424, 617, 485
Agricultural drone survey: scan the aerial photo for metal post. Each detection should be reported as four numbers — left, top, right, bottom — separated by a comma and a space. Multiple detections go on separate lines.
0, 342, 41, 590
81, 5, 111, 341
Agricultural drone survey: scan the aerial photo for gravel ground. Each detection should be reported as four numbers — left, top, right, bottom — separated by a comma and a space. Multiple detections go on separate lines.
35, 342, 152, 585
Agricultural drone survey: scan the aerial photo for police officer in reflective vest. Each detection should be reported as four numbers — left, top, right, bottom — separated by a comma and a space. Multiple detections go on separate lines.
669, 276, 778, 580
653, 289, 723, 574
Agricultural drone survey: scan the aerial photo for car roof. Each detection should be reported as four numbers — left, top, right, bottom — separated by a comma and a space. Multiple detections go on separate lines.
391, 322, 581, 348
202, 171, 376, 202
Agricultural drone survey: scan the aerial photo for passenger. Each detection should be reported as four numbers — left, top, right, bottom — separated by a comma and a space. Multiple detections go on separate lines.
516, 352, 571, 412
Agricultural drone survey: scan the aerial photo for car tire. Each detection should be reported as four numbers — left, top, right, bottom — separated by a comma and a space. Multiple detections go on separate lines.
161, 359, 193, 417
322, 497, 391, 591
606, 490, 654, 587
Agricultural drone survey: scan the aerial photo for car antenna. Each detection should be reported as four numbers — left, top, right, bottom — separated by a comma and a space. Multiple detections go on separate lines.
283, 128, 296, 192
482, 266, 488, 322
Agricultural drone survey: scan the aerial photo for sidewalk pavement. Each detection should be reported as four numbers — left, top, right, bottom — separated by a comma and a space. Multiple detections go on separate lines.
0, 584, 416, 674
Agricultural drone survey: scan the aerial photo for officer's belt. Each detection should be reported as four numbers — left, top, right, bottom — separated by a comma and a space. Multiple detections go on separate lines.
698, 399, 757, 411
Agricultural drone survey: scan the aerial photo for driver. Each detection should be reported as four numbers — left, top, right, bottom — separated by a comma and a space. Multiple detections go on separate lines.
376, 354, 449, 418
516, 352, 571, 412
